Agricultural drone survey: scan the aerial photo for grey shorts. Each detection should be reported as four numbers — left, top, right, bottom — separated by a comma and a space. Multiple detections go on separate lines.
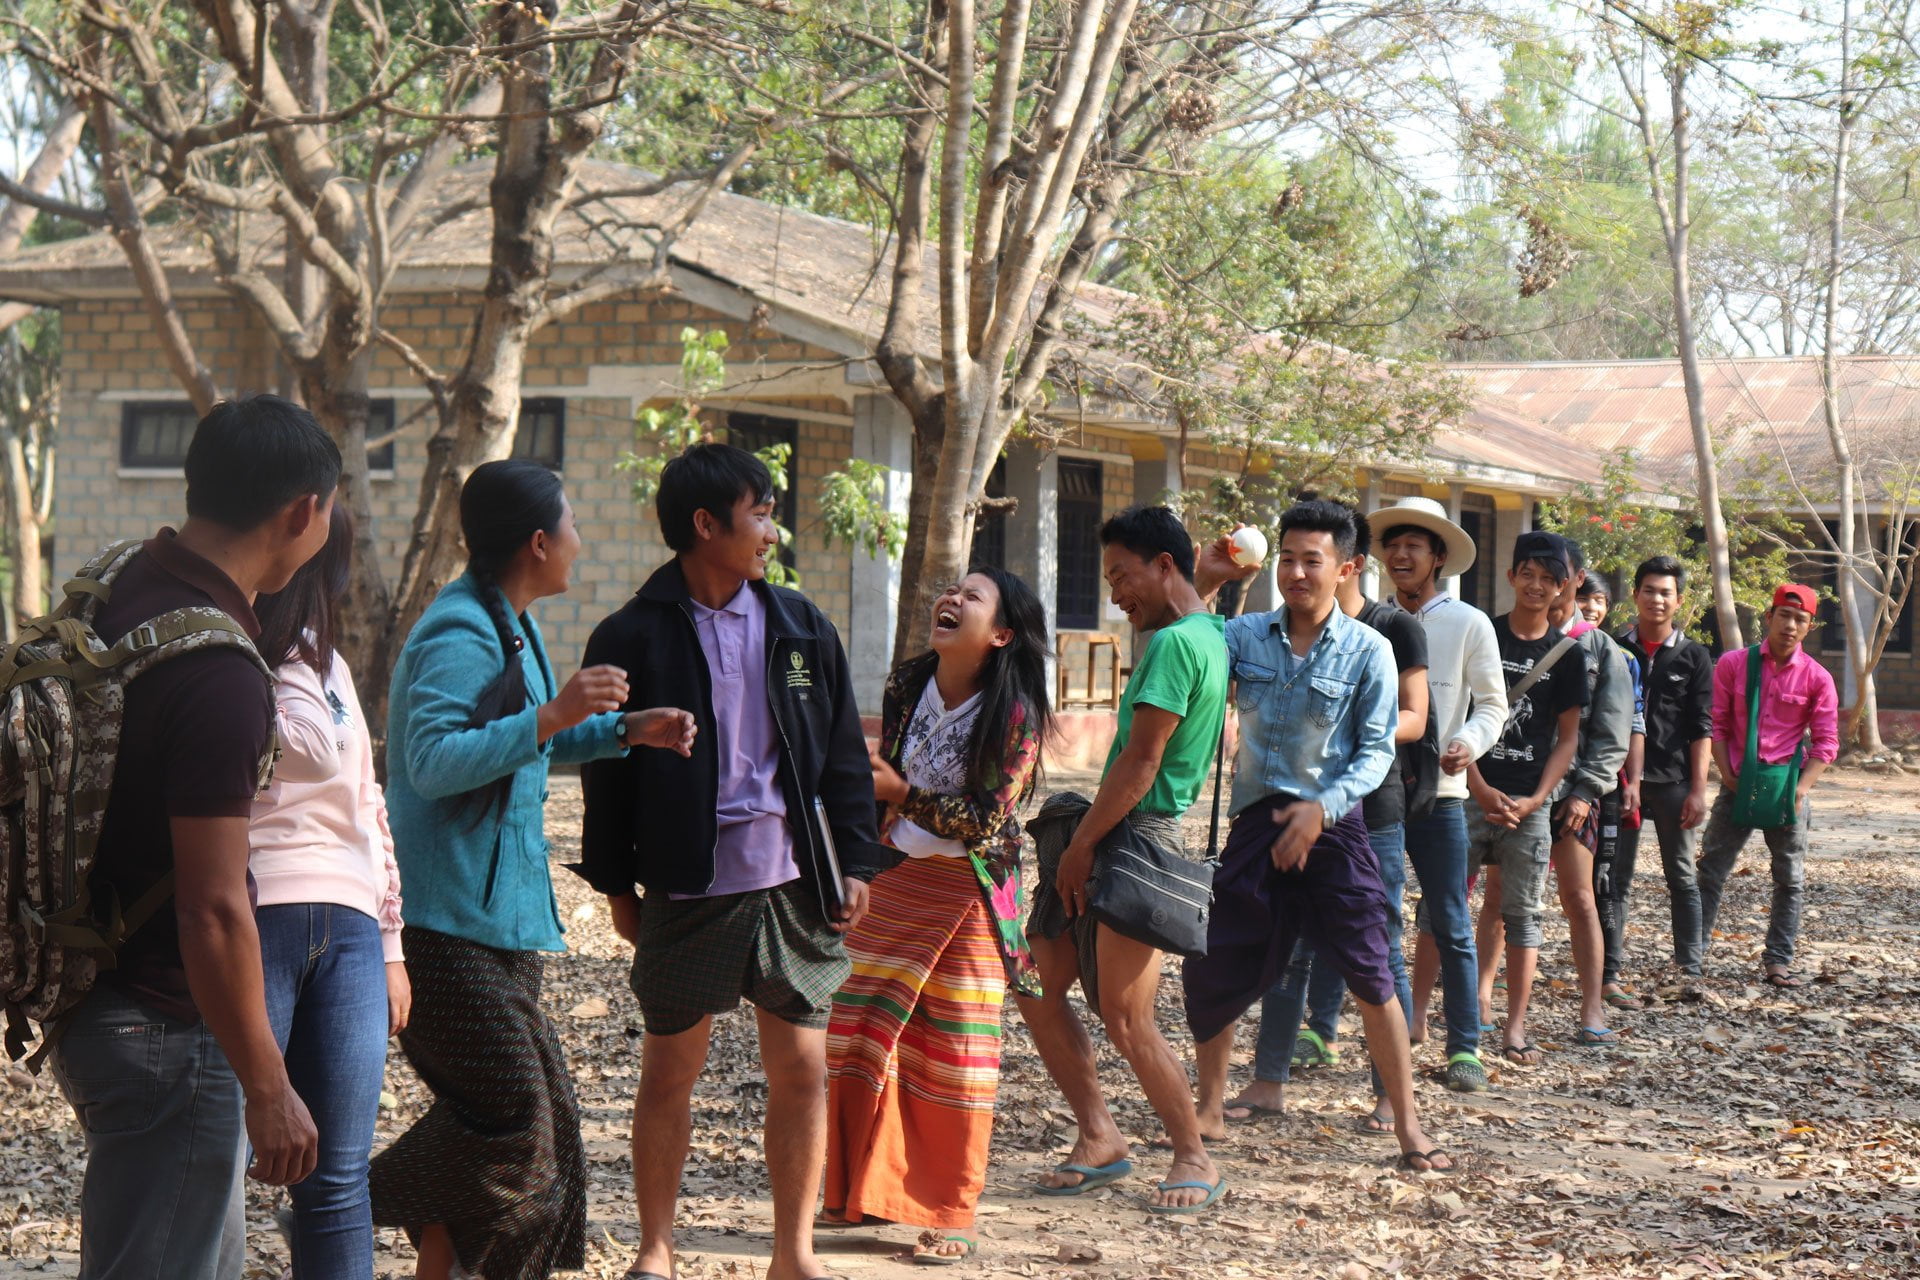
1466, 801, 1553, 948
630, 880, 849, 1037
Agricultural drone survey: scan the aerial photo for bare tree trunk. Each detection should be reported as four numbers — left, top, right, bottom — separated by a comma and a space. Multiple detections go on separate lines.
0, 102, 86, 338
2, 434, 42, 624
1663, 65, 1742, 650
1819, 3, 1884, 753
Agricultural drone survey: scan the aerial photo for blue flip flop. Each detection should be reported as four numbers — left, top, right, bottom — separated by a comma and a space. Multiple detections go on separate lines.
1146, 1175, 1227, 1215
1033, 1158, 1132, 1196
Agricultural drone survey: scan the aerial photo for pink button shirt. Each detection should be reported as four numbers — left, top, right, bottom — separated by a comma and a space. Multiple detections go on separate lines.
1711, 644, 1839, 774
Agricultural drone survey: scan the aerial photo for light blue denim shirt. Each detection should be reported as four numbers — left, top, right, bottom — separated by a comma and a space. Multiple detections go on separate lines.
1225, 605, 1398, 825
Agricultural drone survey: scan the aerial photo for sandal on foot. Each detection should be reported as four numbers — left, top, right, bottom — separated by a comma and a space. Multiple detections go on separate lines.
1290, 1029, 1340, 1070
1764, 971, 1806, 988
1146, 1175, 1228, 1215
913, 1232, 978, 1266
1444, 1053, 1489, 1093
1224, 1102, 1283, 1123
1397, 1148, 1455, 1173
1033, 1157, 1132, 1196
1502, 1042, 1543, 1066
1149, 1132, 1219, 1150
1604, 988, 1646, 1010
1357, 1111, 1394, 1134
1575, 1025, 1622, 1046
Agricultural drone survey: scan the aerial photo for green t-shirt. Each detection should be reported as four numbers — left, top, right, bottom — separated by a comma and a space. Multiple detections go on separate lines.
1103, 610, 1228, 816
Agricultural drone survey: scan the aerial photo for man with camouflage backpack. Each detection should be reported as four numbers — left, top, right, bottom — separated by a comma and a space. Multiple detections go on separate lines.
1, 396, 335, 1279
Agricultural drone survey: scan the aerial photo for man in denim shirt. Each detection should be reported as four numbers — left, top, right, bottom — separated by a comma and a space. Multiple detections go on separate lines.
1188, 500, 1454, 1173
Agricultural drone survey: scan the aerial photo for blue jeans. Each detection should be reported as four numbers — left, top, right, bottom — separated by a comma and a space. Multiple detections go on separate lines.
258, 904, 390, 1280
52, 982, 247, 1280
1405, 799, 1481, 1058
1254, 823, 1412, 1096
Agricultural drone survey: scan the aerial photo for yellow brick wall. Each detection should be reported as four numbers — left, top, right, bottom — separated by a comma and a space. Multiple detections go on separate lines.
53, 292, 858, 674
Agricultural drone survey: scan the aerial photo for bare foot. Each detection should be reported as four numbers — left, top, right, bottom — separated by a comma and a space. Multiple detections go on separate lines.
1222, 1078, 1285, 1121
1149, 1153, 1220, 1210
767, 1248, 835, 1280
912, 1230, 977, 1263
1036, 1134, 1131, 1190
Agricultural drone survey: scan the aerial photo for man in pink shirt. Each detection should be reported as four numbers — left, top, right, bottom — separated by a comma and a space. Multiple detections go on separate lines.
1699, 583, 1839, 988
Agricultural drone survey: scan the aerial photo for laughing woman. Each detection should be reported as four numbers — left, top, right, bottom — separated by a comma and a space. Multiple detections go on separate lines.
823, 567, 1053, 1266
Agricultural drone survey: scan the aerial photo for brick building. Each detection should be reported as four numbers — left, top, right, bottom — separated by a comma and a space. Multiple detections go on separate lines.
47, 162, 1902, 743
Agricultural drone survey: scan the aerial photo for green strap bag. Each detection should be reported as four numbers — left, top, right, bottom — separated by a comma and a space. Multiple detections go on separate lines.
1730, 645, 1803, 829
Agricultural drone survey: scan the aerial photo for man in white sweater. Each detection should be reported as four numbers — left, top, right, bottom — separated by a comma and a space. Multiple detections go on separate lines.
1369, 498, 1508, 1093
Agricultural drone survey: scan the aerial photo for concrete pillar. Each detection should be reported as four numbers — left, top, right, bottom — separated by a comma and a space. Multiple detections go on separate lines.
1490, 497, 1532, 615
1444, 483, 1467, 602
1358, 470, 1383, 600
848, 395, 913, 712
1133, 455, 1179, 507
1005, 440, 1061, 683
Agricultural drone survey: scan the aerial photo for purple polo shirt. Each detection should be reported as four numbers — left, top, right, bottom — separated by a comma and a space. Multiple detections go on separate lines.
671, 582, 800, 898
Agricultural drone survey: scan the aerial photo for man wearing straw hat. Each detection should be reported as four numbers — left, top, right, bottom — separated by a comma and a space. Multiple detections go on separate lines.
1369, 497, 1508, 1093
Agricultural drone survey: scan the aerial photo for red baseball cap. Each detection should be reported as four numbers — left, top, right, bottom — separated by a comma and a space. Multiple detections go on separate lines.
1772, 583, 1819, 614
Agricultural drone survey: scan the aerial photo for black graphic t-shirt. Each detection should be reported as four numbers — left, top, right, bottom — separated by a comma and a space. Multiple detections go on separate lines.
1480, 615, 1587, 799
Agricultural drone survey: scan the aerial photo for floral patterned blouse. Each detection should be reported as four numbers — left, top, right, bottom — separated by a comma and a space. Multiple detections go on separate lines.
876, 655, 1042, 996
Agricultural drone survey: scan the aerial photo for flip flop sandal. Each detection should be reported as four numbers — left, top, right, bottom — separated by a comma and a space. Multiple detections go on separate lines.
1223, 1102, 1283, 1123
1764, 972, 1806, 988
1357, 1111, 1395, 1135
1149, 1133, 1219, 1150
1290, 1029, 1340, 1069
1502, 1042, 1543, 1066
1146, 1176, 1228, 1215
1033, 1157, 1132, 1196
1444, 1053, 1489, 1093
913, 1232, 978, 1266
1492, 977, 1507, 991
1396, 1148, 1455, 1173
1604, 989, 1646, 1010
1575, 1026, 1623, 1046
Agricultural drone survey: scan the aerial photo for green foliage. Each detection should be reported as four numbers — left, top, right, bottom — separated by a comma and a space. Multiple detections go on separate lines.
818, 461, 905, 561
1538, 451, 1799, 641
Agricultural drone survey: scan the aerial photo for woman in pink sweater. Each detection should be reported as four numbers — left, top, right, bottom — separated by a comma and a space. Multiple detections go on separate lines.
249, 505, 406, 1280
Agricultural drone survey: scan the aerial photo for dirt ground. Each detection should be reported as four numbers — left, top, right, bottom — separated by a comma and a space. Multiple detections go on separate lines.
5, 768, 1919, 1279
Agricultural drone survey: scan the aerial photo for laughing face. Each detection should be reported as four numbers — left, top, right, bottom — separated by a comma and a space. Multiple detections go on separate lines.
1103, 543, 1174, 634
1510, 558, 1565, 616
1381, 528, 1445, 599
929, 572, 1011, 662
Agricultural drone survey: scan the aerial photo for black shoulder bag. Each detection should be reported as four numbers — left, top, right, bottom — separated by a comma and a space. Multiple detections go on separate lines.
1085, 727, 1227, 959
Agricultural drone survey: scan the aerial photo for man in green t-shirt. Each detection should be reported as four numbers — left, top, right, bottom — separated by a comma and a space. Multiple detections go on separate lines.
1016, 506, 1229, 1214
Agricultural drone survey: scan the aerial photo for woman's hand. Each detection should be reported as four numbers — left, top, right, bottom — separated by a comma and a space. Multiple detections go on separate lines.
626, 708, 697, 756
386, 962, 412, 1038
870, 749, 910, 806
538, 664, 630, 742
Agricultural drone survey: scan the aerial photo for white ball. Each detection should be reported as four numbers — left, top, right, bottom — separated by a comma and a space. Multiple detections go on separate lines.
1229, 525, 1268, 568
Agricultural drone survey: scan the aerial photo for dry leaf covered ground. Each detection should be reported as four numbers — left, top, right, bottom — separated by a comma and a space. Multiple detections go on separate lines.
5, 768, 1920, 1279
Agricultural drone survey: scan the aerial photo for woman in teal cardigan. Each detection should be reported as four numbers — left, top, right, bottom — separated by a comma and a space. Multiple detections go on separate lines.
370, 460, 693, 1280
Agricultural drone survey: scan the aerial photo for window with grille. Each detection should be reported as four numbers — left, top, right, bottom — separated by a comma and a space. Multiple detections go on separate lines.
513, 397, 565, 470
726, 412, 799, 568
122, 399, 398, 472
972, 456, 1008, 570
1055, 458, 1104, 630
1457, 510, 1486, 611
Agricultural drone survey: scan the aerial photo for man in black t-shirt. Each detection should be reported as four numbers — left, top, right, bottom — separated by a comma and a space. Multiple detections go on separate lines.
51, 397, 337, 1280
1467, 531, 1586, 1068
1224, 512, 1430, 1131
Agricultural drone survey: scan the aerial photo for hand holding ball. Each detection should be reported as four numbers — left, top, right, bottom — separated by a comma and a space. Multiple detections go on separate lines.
1228, 526, 1268, 568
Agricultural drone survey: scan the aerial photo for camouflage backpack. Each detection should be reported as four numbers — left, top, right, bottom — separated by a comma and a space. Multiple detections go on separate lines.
1, 540, 277, 1067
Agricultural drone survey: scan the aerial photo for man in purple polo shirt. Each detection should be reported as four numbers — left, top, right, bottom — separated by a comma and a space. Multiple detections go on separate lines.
578, 443, 893, 1280
1698, 583, 1839, 989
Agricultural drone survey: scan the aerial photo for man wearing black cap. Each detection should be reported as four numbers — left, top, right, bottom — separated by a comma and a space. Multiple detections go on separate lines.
1467, 531, 1587, 1065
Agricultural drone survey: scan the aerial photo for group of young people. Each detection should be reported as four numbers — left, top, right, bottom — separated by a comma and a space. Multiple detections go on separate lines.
43, 394, 1840, 1280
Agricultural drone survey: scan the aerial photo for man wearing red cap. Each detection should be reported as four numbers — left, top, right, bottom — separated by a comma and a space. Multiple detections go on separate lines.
1699, 583, 1839, 987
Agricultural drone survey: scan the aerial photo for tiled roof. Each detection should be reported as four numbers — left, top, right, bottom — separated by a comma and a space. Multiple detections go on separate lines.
0, 159, 1600, 489
1458, 357, 1920, 503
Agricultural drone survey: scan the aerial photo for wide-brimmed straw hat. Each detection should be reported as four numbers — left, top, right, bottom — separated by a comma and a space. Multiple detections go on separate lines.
1367, 496, 1477, 580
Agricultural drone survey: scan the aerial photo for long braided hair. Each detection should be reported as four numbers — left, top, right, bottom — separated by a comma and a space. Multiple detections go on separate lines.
451, 459, 567, 824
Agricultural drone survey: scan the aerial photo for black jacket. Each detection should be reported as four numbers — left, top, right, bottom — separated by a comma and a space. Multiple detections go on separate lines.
573, 561, 896, 915
1616, 625, 1714, 785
